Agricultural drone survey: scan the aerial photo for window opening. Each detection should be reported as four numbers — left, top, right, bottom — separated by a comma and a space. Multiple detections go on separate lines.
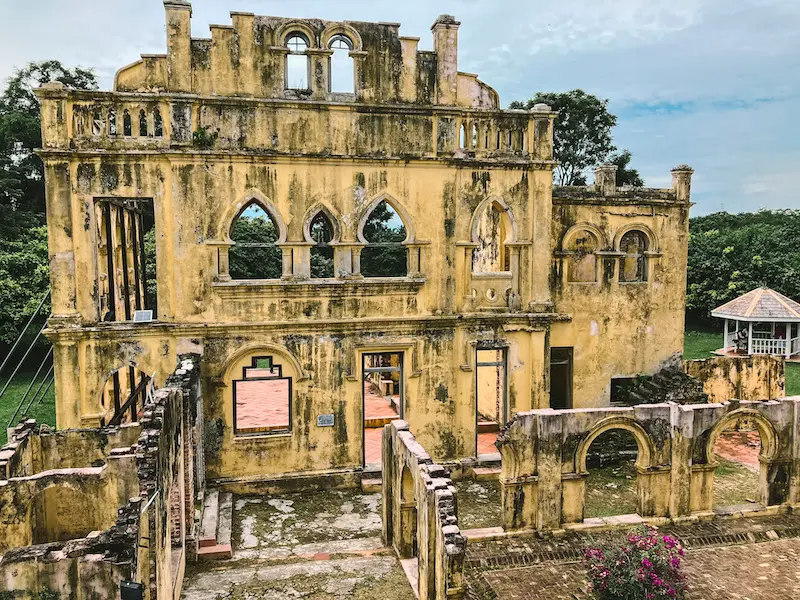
550, 347, 572, 409
285, 34, 310, 90
229, 203, 282, 280
584, 429, 639, 518
100, 366, 151, 427
153, 108, 163, 137
472, 201, 511, 273
329, 34, 354, 93
619, 230, 648, 282
96, 198, 157, 322
108, 108, 117, 136
139, 109, 148, 137
310, 211, 335, 278
92, 109, 103, 136
234, 355, 291, 434
712, 417, 766, 509
567, 230, 598, 283
361, 200, 407, 277
123, 110, 132, 136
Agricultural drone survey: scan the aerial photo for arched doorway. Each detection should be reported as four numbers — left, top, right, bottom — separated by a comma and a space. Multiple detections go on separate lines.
582, 429, 640, 518
710, 413, 769, 511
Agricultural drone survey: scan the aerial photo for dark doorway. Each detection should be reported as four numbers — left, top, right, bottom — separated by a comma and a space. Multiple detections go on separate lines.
476, 347, 507, 458
550, 347, 573, 409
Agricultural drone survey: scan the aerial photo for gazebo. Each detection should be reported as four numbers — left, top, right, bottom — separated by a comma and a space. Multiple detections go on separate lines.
712, 287, 800, 359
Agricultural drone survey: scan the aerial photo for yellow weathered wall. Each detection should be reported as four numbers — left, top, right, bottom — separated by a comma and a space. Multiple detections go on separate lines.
36, 7, 692, 486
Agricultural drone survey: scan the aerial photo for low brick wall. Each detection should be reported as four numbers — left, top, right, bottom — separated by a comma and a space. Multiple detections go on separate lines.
382, 420, 466, 600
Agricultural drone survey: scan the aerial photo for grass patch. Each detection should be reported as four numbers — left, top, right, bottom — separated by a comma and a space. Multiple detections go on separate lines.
584, 461, 639, 518
713, 457, 761, 507
454, 479, 501, 530
0, 373, 56, 445
683, 329, 721, 360
786, 363, 800, 396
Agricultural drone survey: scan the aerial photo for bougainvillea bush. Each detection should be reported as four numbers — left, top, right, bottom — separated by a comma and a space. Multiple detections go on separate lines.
585, 527, 687, 600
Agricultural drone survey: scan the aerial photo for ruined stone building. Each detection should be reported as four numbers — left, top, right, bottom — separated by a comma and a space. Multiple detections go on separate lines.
36, 0, 694, 491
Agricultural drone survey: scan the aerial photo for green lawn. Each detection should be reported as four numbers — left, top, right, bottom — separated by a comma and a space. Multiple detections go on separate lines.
0, 374, 56, 445
684, 328, 800, 396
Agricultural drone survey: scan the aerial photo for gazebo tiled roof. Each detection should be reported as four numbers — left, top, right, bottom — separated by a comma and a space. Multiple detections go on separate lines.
712, 287, 800, 322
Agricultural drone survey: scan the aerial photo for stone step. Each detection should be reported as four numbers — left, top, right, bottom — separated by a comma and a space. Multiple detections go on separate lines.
362, 476, 382, 493
199, 489, 219, 548
218, 492, 233, 547
197, 543, 232, 560
473, 466, 501, 481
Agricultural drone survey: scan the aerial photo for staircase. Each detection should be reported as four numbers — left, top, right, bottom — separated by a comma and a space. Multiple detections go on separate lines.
197, 488, 233, 560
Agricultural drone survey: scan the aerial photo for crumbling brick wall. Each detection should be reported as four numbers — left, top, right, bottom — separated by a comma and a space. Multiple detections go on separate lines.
684, 355, 785, 402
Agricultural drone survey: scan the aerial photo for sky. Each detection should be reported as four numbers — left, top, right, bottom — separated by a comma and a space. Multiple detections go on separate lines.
1, 0, 798, 215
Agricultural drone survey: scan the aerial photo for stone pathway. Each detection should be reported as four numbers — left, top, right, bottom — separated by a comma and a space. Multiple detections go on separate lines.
465, 514, 800, 599
182, 488, 415, 600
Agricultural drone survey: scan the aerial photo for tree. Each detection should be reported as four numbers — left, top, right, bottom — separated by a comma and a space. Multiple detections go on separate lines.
0, 61, 97, 214
0, 61, 97, 347
510, 89, 617, 186
609, 149, 644, 187
361, 201, 407, 278
686, 210, 800, 326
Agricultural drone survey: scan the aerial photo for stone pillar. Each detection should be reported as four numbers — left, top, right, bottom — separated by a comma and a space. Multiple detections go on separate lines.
669, 403, 694, 518
164, 1, 192, 93
594, 164, 618, 195
536, 411, 563, 530
671, 165, 694, 203
431, 15, 460, 106
530, 104, 555, 161
280, 247, 293, 280
207, 241, 233, 281
44, 161, 79, 325
308, 49, 333, 100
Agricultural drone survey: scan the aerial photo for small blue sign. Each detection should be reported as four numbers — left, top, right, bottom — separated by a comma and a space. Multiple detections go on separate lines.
317, 414, 335, 427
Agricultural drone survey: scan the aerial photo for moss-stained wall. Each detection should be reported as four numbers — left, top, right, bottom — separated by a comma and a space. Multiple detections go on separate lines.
35, 6, 693, 486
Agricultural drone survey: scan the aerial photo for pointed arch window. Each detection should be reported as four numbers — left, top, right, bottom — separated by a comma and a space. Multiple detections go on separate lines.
108, 108, 117, 136
619, 230, 649, 282
123, 110, 132, 136
361, 200, 407, 278
566, 230, 599, 283
229, 203, 282, 280
92, 109, 103, 136
329, 34, 354, 94
153, 108, 163, 137
285, 34, 310, 90
139, 109, 148, 137
310, 211, 335, 278
473, 201, 513, 273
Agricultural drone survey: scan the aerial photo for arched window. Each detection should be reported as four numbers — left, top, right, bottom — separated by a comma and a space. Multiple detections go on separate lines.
328, 34, 354, 93
139, 109, 148, 137
567, 230, 599, 283
229, 203, 282, 280
92, 109, 103, 136
123, 110, 132, 136
285, 34, 310, 90
108, 108, 117, 136
361, 200, 407, 277
310, 211, 335, 278
473, 201, 513, 273
619, 230, 649, 282
459, 123, 466, 149
471, 123, 478, 149
153, 108, 163, 137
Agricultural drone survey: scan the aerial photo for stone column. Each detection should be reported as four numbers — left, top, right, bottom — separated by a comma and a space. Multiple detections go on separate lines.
164, 1, 192, 93
671, 165, 694, 203
431, 15, 460, 105
594, 164, 618, 195
536, 411, 563, 530
530, 104, 555, 161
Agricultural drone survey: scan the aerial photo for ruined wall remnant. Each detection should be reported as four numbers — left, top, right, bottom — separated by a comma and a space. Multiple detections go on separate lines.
684, 355, 785, 403
382, 420, 466, 600
497, 397, 800, 531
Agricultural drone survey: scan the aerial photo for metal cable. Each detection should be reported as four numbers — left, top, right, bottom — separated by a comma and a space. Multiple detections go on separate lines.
0, 289, 50, 376
32, 376, 55, 410
0, 323, 47, 406
9, 346, 53, 425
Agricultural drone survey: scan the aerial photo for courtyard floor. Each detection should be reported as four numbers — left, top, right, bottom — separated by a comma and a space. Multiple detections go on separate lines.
465, 513, 800, 599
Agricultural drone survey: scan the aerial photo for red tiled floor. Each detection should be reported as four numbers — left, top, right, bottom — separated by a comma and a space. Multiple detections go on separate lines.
715, 430, 761, 469
364, 427, 383, 465
364, 381, 400, 420
234, 379, 290, 430
478, 432, 499, 455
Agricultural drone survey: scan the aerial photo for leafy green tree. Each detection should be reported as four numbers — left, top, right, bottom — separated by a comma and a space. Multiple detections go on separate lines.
310, 213, 335, 278
0, 61, 97, 347
361, 201, 407, 278
228, 210, 282, 280
510, 89, 617, 185
687, 210, 800, 326
609, 149, 644, 187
